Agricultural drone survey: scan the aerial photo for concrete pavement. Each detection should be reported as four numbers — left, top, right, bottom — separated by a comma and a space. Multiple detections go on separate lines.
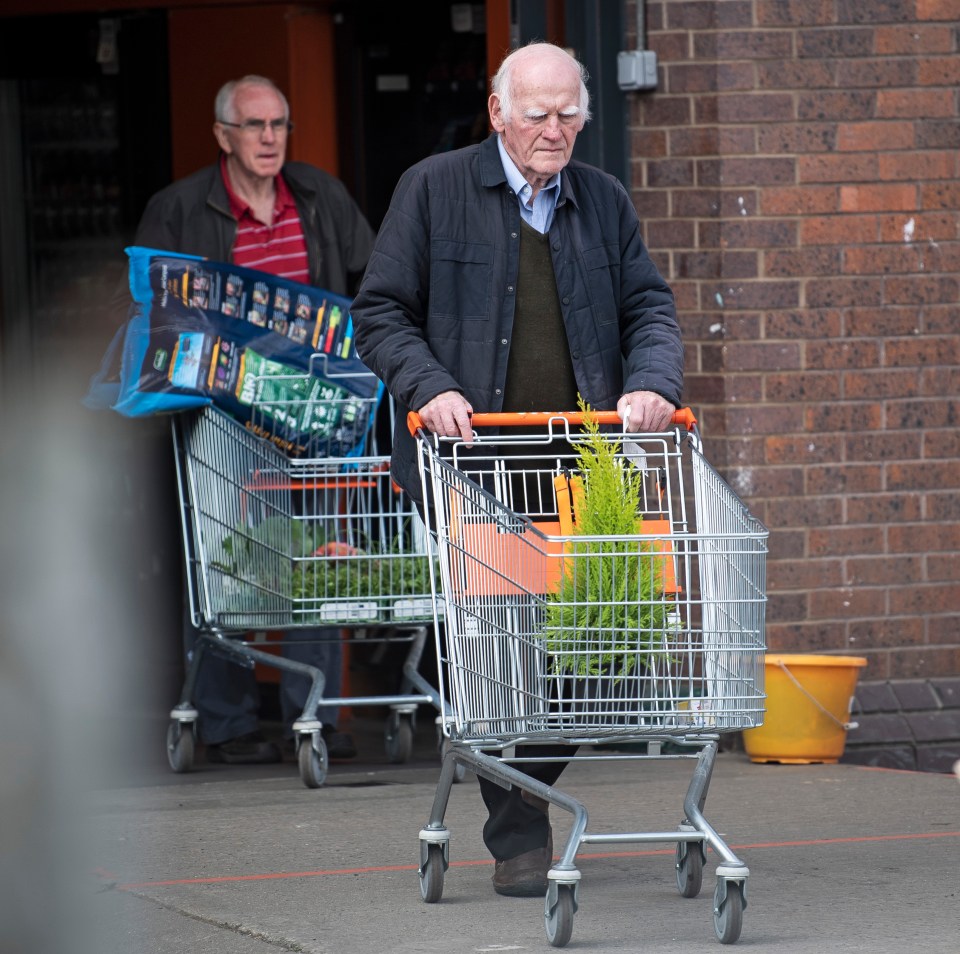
60, 720, 960, 954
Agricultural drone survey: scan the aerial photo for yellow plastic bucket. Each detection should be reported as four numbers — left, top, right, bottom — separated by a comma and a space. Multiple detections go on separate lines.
743, 654, 867, 764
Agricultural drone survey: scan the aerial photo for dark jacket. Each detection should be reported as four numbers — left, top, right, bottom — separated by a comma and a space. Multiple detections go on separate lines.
351, 133, 683, 501
131, 160, 375, 297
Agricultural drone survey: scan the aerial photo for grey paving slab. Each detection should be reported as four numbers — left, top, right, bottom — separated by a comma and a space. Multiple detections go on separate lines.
75, 741, 960, 954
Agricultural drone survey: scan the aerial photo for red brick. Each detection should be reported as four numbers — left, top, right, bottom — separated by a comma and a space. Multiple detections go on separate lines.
630, 129, 668, 159
648, 158, 695, 187
807, 463, 884, 496
728, 464, 803, 497
888, 648, 960, 680
707, 280, 801, 310
845, 306, 922, 337
837, 121, 916, 152
916, 120, 960, 149
928, 553, 960, 583
850, 617, 924, 647
808, 524, 886, 557
843, 244, 929, 275
849, 556, 926, 585
797, 26, 875, 58
878, 211, 957, 243
916, 0, 960, 20
694, 30, 794, 59
638, 96, 692, 127
805, 402, 886, 435
699, 156, 796, 186
920, 366, 960, 397
875, 24, 956, 53
889, 461, 960, 492
810, 587, 887, 620
726, 404, 808, 439
887, 398, 960, 429
844, 429, 922, 461
765, 371, 841, 402
885, 336, 960, 367
837, 58, 918, 89
841, 368, 920, 398
756, 60, 837, 89
767, 556, 844, 590
877, 88, 956, 117
713, 92, 796, 123
800, 214, 879, 244
645, 219, 695, 248
806, 340, 880, 368
800, 152, 879, 182
847, 491, 923, 523
834, 0, 917, 24
920, 181, 960, 210
765, 590, 811, 624
766, 309, 843, 339
797, 90, 876, 122
756, 0, 836, 27
757, 123, 838, 154
765, 247, 842, 277
765, 622, 851, 655
760, 185, 838, 216
839, 183, 918, 212
917, 55, 960, 85
889, 582, 960, 617
885, 274, 960, 304
879, 150, 956, 180
765, 433, 845, 464
806, 277, 885, 307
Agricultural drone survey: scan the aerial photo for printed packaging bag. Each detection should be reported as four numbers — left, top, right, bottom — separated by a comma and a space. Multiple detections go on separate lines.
87, 247, 381, 458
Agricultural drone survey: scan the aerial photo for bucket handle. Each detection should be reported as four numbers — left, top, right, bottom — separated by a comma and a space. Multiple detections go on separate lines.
775, 660, 859, 731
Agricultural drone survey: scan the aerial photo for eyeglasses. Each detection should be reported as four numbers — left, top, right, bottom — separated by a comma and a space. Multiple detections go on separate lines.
219, 118, 293, 135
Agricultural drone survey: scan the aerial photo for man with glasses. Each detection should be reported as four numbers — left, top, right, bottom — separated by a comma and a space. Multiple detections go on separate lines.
131, 75, 375, 765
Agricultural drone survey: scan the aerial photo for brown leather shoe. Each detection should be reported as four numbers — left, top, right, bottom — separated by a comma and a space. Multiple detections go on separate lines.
492, 827, 554, 897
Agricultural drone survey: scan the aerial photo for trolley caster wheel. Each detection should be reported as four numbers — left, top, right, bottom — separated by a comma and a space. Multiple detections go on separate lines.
166, 721, 195, 773
713, 879, 745, 945
675, 840, 704, 898
419, 842, 446, 903
385, 714, 414, 764
298, 735, 328, 789
439, 736, 467, 783
545, 884, 576, 948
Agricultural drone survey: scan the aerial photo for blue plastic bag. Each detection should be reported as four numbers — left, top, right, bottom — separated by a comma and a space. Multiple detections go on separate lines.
87, 247, 381, 458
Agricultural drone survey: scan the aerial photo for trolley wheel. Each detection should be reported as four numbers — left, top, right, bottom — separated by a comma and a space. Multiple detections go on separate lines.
166, 721, 194, 773
675, 841, 704, 898
385, 714, 414, 764
713, 879, 745, 945
545, 884, 576, 948
419, 843, 445, 903
298, 735, 329, 789
439, 736, 468, 783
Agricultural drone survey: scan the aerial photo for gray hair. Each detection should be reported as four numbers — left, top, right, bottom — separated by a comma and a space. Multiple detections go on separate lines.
491, 42, 591, 125
214, 75, 289, 123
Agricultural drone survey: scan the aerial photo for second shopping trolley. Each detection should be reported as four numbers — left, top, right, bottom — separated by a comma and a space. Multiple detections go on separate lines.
413, 408, 768, 946
168, 359, 442, 787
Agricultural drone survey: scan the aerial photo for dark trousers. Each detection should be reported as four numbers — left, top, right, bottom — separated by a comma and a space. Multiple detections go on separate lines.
478, 744, 576, 860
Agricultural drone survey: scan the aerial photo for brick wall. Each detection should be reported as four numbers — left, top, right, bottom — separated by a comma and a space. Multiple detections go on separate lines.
625, 0, 960, 699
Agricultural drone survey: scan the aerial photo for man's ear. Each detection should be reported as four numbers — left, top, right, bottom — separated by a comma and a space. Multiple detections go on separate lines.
213, 123, 232, 154
488, 94, 505, 133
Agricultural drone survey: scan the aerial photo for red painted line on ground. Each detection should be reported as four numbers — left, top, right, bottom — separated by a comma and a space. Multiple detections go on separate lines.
113, 830, 960, 890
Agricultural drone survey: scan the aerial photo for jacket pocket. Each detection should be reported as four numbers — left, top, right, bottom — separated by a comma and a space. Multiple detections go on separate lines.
581, 244, 620, 325
429, 239, 493, 320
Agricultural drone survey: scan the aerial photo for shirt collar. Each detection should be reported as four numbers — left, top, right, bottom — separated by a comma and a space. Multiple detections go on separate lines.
219, 153, 295, 221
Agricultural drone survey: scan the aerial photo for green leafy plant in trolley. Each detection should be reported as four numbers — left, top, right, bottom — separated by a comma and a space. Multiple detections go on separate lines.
543, 400, 670, 678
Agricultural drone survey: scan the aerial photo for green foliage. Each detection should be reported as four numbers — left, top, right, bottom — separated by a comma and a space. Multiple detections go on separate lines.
544, 402, 669, 677
212, 516, 434, 621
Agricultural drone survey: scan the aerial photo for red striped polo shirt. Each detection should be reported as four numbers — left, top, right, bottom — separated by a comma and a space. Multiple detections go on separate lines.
221, 155, 309, 283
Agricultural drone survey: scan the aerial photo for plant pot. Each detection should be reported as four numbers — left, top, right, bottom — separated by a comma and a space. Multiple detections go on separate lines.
743, 653, 867, 764
548, 662, 650, 729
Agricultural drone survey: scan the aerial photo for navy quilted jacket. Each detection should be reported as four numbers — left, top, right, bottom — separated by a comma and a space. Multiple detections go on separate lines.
352, 134, 683, 500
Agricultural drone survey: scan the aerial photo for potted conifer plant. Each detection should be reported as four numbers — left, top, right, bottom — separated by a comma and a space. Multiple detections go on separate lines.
543, 403, 672, 725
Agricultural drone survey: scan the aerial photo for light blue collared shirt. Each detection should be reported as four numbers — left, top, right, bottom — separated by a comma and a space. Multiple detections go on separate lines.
497, 135, 561, 234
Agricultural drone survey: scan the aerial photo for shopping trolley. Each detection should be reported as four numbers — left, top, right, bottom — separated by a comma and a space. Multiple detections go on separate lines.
413, 408, 768, 946
167, 359, 442, 787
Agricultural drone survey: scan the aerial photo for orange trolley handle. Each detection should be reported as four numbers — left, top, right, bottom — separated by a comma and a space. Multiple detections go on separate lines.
407, 406, 697, 436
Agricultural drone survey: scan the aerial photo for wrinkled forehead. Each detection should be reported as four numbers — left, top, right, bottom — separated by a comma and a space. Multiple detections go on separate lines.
511, 55, 581, 110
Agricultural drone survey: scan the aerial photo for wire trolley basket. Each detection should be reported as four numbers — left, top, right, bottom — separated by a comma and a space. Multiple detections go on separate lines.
413, 408, 768, 946
167, 359, 441, 787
